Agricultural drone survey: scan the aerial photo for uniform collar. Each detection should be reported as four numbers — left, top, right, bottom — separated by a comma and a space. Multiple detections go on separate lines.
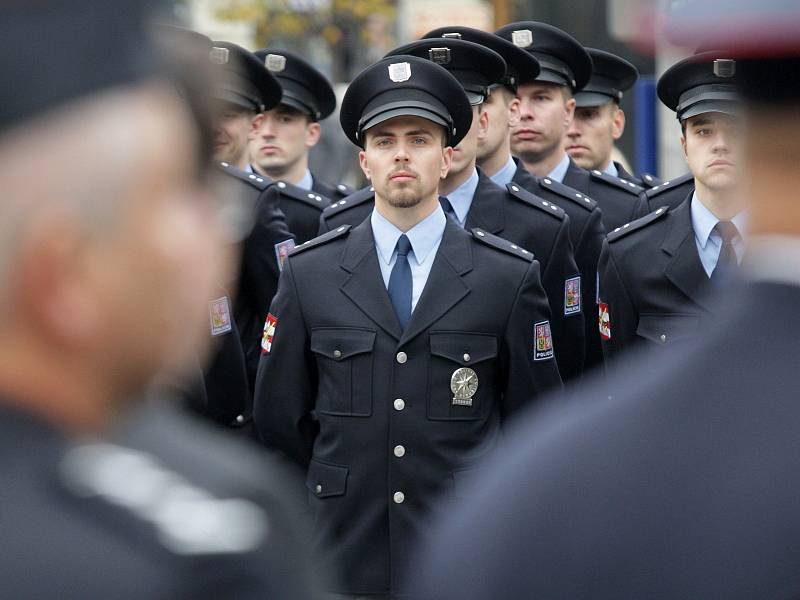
371, 204, 447, 267
603, 160, 618, 177
443, 168, 480, 226
547, 153, 571, 183
690, 191, 747, 248
297, 168, 313, 191
489, 154, 518, 187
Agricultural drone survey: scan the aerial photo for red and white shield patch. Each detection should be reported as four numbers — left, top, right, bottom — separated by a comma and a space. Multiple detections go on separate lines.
598, 302, 611, 340
261, 313, 278, 354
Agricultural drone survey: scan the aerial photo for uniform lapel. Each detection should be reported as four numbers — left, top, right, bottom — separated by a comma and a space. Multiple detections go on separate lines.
399, 221, 473, 345
464, 170, 505, 235
339, 219, 403, 340
562, 158, 591, 194
662, 195, 715, 312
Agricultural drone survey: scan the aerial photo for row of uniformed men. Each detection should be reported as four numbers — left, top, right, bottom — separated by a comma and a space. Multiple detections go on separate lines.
179, 20, 746, 598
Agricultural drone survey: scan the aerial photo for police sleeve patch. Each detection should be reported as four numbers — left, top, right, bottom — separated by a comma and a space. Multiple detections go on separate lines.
209, 296, 232, 336
261, 313, 277, 354
564, 276, 581, 315
533, 321, 554, 361
274, 239, 295, 272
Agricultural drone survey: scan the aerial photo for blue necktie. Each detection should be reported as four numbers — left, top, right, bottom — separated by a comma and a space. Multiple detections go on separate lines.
439, 196, 458, 224
388, 234, 413, 330
711, 221, 740, 285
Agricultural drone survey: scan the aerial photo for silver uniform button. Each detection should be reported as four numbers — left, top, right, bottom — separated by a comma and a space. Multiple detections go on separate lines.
235, 415, 245, 424
333, 349, 342, 359
393, 491, 405, 504
660, 334, 667, 343
463, 353, 471, 362
315, 484, 323, 495
396, 351, 407, 364
394, 398, 405, 411
394, 445, 405, 458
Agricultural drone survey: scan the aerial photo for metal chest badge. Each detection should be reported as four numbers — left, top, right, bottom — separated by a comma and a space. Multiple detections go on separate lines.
209, 296, 232, 336
451, 367, 478, 406
533, 321, 554, 361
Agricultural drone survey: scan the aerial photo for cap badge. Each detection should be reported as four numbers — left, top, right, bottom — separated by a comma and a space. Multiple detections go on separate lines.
511, 29, 533, 48
713, 58, 736, 78
388, 62, 412, 83
209, 47, 230, 65
265, 54, 286, 72
429, 47, 451, 65
442, 32, 462, 39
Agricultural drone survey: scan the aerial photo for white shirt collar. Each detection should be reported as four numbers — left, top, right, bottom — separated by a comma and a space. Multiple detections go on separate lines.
371, 204, 447, 267
691, 191, 747, 248
603, 161, 618, 177
297, 169, 314, 191
489, 155, 518, 187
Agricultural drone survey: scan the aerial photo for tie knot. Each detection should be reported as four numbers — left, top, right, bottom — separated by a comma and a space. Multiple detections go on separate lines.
396, 234, 412, 257
715, 220, 739, 243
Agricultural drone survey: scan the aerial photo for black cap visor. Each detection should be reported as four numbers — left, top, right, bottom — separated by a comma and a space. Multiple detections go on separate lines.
677, 85, 741, 120
574, 91, 616, 107
358, 89, 453, 144
213, 87, 260, 112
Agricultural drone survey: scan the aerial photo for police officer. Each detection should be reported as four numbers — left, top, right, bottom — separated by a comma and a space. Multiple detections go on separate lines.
382, 37, 585, 382
495, 22, 645, 232
566, 49, 642, 185
598, 50, 745, 362
253, 54, 561, 598
411, 2, 800, 596
420, 26, 609, 374
203, 41, 296, 399
0, 2, 316, 596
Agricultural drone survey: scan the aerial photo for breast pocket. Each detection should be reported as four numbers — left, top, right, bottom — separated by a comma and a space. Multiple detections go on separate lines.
636, 313, 700, 346
427, 332, 498, 421
311, 328, 375, 416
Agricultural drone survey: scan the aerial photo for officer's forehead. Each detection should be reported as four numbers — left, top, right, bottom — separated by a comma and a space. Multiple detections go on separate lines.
365, 115, 444, 137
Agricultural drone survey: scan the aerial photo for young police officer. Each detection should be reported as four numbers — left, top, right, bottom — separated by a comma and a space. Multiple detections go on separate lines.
598, 51, 745, 361
254, 55, 561, 598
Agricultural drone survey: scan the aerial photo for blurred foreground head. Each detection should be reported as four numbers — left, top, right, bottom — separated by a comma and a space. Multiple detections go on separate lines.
0, 0, 229, 431
666, 0, 800, 237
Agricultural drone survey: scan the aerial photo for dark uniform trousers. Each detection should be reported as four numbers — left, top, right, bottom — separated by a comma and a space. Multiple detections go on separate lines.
254, 218, 562, 596
319, 171, 586, 381
598, 195, 716, 363
511, 162, 607, 373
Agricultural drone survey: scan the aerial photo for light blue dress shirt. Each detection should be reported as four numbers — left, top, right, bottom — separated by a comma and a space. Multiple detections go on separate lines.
691, 192, 747, 277
489, 155, 518, 187
547, 153, 571, 183
442, 169, 480, 227
371, 205, 447, 311
297, 169, 313, 191
603, 161, 619, 177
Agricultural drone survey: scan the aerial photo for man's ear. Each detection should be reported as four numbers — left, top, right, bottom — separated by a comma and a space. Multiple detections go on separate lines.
680, 134, 688, 163
612, 107, 626, 141
508, 97, 521, 128
358, 149, 371, 181
477, 109, 490, 142
440, 146, 453, 179
248, 113, 262, 140
564, 97, 576, 127
305, 121, 322, 148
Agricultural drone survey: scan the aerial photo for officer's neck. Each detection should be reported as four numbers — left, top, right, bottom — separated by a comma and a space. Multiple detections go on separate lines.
694, 179, 743, 222
253, 155, 309, 186
439, 157, 477, 196
374, 194, 440, 233
477, 138, 512, 178
520, 147, 568, 178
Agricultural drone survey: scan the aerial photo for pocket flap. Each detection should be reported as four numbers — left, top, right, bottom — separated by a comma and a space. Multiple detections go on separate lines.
636, 313, 700, 344
430, 332, 498, 365
310, 328, 376, 360
305, 459, 349, 498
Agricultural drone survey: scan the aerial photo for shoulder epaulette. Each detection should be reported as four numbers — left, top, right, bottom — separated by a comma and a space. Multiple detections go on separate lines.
607, 206, 670, 243
334, 183, 355, 198
290, 224, 351, 256
644, 172, 693, 199
273, 180, 330, 210
506, 183, 566, 220
471, 228, 534, 262
538, 176, 598, 211
589, 169, 644, 196
216, 162, 269, 191
321, 186, 375, 218
640, 172, 662, 188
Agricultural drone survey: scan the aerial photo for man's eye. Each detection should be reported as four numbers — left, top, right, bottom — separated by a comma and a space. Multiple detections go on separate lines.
412, 137, 427, 144
376, 139, 391, 146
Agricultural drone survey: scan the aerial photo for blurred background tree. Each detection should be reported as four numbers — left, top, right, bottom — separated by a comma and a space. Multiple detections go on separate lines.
213, 0, 395, 81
